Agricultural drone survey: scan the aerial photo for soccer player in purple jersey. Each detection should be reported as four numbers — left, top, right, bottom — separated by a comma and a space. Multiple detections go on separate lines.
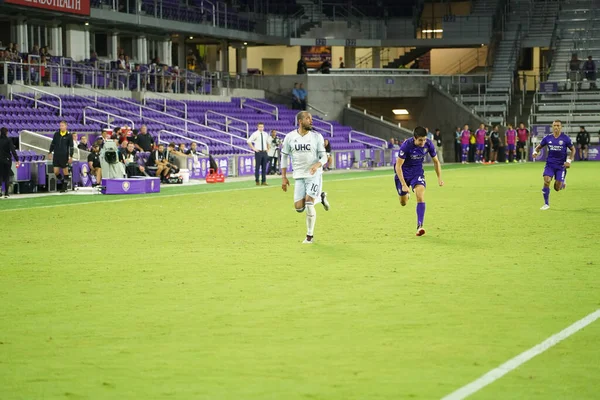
532, 120, 575, 210
460, 124, 471, 164
394, 126, 444, 236
505, 124, 517, 163
475, 123, 487, 163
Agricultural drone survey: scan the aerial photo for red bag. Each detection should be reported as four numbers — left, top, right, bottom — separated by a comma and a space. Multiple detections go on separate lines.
205, 168, 217, 184
215, 168, 225, 183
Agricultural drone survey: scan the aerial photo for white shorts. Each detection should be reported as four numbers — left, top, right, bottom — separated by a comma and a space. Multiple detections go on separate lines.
294, 175, 323, 202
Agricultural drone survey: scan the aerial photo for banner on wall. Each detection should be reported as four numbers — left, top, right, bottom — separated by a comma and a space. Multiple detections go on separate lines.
301, 46, 332, 69
3, 0, 91, 15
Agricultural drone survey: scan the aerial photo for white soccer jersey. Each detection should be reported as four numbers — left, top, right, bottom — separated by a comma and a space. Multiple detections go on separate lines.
281, 129, 327, 179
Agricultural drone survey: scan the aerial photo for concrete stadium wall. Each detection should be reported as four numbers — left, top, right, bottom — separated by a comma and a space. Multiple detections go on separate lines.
342, 107, 412, 142
416, 85, 487, 162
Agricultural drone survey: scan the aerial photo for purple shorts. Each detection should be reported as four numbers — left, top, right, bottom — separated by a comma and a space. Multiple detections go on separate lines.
543, 164, 567, 182
395, 174, 426, 196
507, 143, 516, 151
461, 144, 469, 153
476, 144, 485, 152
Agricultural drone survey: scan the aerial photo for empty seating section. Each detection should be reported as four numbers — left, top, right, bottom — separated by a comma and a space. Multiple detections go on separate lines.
1, 94, 380, 155
530, 91, 600, 139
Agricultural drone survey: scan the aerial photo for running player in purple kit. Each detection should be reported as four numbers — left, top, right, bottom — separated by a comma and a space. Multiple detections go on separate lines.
460, 124, 471, 164
505, 124, 517, 163
475, 124, 487, 163
532, 120, 575, 210
394, 126, 444, 236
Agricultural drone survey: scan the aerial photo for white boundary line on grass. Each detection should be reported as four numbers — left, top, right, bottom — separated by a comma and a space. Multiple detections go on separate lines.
0, 173, 391, 213
0, 164, 490, 213
441, 309, 600, 400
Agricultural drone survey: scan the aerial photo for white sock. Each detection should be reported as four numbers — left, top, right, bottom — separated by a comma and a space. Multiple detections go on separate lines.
305, 202, 316, 236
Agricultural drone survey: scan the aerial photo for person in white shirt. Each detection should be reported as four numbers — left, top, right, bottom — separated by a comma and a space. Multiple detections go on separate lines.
247, 122, 270, 186
281, 111, 331, 244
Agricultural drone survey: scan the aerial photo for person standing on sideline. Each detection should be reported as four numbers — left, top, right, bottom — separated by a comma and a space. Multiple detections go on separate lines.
475, 123, 487, 163
489, 125, 501, 163
454, 127, 462, 162
576, 126, 590, 161
296, 57, 307, 74
516, 122, 530, 162
281, 111, 331, 244
48, 120, 74, 193
532, 120, 575, 210
0, 127, 20, 198
460, 124, 471, 164
268, 130, 281, 174
433, 128, 444, 163
505, 124, 517, 163
394, 126, 444, 236
247, 122, 270, 186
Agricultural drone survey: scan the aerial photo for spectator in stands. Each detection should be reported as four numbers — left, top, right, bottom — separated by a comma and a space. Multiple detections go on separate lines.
319, 59, 332, 74
39, 55, 49, 86
297, 57, 307, 74
569, 53, 581, 88
267, 130, 282, 174
433, 128, 443, 163
576, 126, 590, 161
30, 44, 40, 56
78, 135, 88, 151
147, 143, 170, 181
292, 83, 307, 110
324, 138, 332, 171
134, 125, 154, 152
583, 56, 597, 89
122, 141, 145, 176
454, 126, 462, 162
178, 143, 187, 153
89, 50, 98, 63
0, 127, 20, 198
388, 137, 395, 149
339, 57, 345, 68
426, 127, 433, 141
411, 59, 420, 69
87, 143, 102, 187
186, 49, 197, 71
40, 46, 51, 57
247, 122, 270, 186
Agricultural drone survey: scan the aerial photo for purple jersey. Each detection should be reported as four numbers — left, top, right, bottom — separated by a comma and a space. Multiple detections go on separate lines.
398, 137, 437, 176
506, 129, 517, 144
475, 129, 487, 144
461, 130, 471, 145
540, 133, 573, 165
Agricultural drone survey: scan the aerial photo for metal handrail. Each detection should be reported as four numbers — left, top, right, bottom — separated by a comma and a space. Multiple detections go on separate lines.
144, 93, 188, 119
349, 130, 387, 149
158, 130, 210, 155
82, 106, 136, 130
10, 83, 63, 116
306, 103, 328, 118
240, 97, 279, 120
294, 117, 334, 137
204, 110, 250, 137
72, 86, 244, 144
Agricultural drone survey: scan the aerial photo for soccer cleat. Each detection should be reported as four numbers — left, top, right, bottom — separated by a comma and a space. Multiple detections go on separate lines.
2, 194, 8, 199
321, 192, 330, 211
540, 204, 550, 210
416, 226, 426, 236
302, 235, 314, 244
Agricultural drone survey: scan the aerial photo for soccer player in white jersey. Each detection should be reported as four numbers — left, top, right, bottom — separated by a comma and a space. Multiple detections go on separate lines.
281, 111, 330, 244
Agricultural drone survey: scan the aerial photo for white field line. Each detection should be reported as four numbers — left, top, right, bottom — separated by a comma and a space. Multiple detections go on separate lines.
441, 309, 600, 400
0, 164, 488, 213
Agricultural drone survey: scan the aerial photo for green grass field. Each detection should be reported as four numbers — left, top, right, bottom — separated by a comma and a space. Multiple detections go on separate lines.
1, 162, 598, 400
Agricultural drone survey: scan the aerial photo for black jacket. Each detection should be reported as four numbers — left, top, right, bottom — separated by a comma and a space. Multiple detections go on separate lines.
49, 131, 74, 159
0, 136, 18, 165
576, 131, 590, 145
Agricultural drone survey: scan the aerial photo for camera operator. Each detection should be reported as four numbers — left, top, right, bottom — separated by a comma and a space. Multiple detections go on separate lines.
268, 130, 282, 174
